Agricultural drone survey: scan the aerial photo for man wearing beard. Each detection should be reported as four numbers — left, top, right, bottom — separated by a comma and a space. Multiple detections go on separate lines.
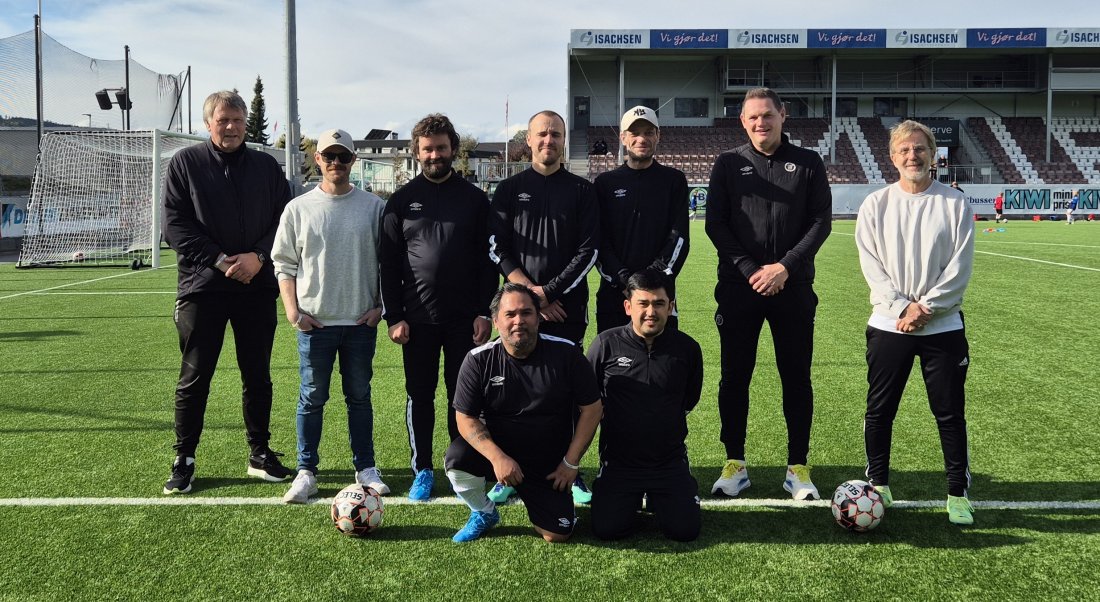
381, 113, 498, 502
488, 110, 600, 502
443, 283, 602, 543
594, 106, 689, 333
272, 129, 389, 503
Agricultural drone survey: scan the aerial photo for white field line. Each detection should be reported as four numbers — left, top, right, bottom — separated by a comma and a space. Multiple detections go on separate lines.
27, 291, 176, 295
0, 496, 1097, 510
0, 264, 175, 301
831, 232, 1100, 272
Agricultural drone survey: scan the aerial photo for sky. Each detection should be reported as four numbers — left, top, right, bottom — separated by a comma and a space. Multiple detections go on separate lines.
2, 0, 1099, 143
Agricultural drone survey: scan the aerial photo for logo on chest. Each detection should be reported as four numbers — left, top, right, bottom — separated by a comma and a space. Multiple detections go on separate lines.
784, 162, 796, 173
614, 188, 627, 199
517, 193, 532, 202
489, 376, 505, 386
409, 202, 423, 212
739, 166, 754, 176
615, 356, 633, 368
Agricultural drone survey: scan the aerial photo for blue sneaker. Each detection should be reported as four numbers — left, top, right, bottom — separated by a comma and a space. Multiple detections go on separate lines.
452, 508, 500, 542
487, 482, 515, 503
409, 468, 434, 501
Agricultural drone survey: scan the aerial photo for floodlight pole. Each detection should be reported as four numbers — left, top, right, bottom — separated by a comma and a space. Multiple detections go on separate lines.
124, 45, 131, 131
34, 14, 44, 149
285, 0, 302, 188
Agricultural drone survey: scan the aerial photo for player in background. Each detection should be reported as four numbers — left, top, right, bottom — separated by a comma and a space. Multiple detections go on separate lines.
587, 269, 703, 542
273, 129, 389, 503
705, 87, 832, 501
380, 114, 497, 501
594, 105, 689, 334
488, 109, 600, 503
855, 119, 976, 525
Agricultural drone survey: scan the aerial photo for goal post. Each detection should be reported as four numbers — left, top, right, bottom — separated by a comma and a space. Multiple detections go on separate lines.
17, 129, 203, 269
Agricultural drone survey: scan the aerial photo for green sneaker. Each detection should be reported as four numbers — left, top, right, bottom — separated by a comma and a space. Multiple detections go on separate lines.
873, 485, 893, 508
947, 495, 974, 525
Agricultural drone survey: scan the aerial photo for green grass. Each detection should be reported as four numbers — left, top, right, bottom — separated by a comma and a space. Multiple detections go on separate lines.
1, 220, 1098, 600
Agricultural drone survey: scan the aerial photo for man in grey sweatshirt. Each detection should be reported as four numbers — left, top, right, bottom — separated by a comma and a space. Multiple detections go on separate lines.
271, 129, 389, 503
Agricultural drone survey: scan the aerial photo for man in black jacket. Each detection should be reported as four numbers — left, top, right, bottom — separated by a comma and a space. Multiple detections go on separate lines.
161, 90, 293, 494
381, 113, 497, 502
587, 269, 703, 541
705, 88, 832, 501
488, 109, 599, 503
594, 105, 689, 333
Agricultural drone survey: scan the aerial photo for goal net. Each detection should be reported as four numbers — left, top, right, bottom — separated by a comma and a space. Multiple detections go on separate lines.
17, 129, 201, 268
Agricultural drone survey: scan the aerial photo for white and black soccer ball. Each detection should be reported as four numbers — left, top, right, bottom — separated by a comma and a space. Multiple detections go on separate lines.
831, 479, 885, 532
72, 251, 86, 262
331, 483, 384, 536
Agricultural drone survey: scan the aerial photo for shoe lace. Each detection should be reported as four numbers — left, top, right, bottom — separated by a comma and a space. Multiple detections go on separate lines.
720, 460, 743, 479
413, 470, 432, 488
789, 465, 812, 482
949, 496, 973, 513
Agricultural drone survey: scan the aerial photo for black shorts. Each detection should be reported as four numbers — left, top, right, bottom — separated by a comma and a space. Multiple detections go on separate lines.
445, 437, 576, 535
590, 458, 701, 542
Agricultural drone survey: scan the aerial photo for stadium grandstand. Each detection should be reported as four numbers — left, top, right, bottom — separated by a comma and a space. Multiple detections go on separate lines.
567, 27, 1100, 216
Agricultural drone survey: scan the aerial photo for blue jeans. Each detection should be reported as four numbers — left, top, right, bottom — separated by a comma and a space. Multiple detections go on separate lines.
295, 323, 377, 473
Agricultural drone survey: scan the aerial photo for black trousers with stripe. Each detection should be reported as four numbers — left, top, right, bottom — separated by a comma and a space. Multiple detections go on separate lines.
863, 325, 971, 497
403, 320, 473, 473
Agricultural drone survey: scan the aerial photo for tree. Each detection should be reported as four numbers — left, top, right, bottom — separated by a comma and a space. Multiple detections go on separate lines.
299, 136, 318, 179
507, 129, 531, 162
246, 76, 270, 145
455, 134, 479, 176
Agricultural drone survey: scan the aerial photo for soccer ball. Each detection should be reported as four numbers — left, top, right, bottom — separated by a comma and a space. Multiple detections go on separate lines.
831, 479, 885, 532
331, 483, 384, 536
72, 251, 86, 262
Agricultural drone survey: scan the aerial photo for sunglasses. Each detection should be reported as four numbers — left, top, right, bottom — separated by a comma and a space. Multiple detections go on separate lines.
320, 151, 354, 165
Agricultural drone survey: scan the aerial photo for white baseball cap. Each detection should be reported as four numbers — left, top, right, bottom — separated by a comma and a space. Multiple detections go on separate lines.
620, 106, 659, 131
317, 129, 355, 153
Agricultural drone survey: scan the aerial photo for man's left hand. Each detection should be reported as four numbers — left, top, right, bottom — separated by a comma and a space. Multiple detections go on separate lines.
748, 263, 788, 296
357, 307, 383, 327
546, 462, 578, 492
472, 316, 492, 344
224, 252, 263, 284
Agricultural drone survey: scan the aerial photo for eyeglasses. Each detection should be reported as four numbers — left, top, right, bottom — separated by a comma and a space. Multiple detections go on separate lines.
320, 151, 354, 165
893, 145, 929, 156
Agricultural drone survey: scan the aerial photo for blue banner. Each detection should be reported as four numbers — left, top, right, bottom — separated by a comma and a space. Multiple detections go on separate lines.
967, 28, 1046, 48
650, 29, 727, 49
808, 29, 887, 48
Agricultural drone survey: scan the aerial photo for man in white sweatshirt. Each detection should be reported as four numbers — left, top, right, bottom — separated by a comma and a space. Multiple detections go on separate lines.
855, 119, 976, 526
271, 129, 389, 503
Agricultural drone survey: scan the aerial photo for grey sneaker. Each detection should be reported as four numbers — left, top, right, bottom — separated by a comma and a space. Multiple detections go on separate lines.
282, 469, 318, 504
356, 466, 391, 495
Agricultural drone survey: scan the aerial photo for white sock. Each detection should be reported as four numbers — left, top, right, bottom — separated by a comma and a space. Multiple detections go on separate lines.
447, 469, 495, 514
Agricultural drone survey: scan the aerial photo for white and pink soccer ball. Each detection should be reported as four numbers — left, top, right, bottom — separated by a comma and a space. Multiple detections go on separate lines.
831, 479, 885, 532
331, 483, 384, 536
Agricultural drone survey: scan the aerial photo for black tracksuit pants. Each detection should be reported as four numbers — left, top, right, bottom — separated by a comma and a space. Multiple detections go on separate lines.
715, 281, 817, 465
403, 320, 473, 473
591, 459, 701, 542
864, 325, 971, 497
172, 291, 278, 458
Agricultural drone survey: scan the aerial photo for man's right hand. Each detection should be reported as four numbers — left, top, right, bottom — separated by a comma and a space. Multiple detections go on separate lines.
490, 454, 524, 488
540, 299, 567, 322
896, 302, 932, 333
388, 320, 410, 344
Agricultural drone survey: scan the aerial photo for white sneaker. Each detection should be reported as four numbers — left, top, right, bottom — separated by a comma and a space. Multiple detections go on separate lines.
282, 469, 318, 504
356, 466, 391, 495
712, 459, 751, 496
783, 464, 820, 500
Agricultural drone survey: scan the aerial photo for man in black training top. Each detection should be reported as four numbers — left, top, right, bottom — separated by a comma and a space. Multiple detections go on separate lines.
161, 90, 294, 494
705, 87, 832, 501
381, 113, 498, 502
588, 269, 703, 541
444, 284, 602, 543
488, 109, 600, 503
594, 106, 689, 334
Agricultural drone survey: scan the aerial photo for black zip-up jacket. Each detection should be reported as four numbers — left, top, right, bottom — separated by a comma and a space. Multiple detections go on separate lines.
593, 160, 690, 290
163, 140, 290, 298
705, 139, 832, 285
489, 167, 599, 323
586, 324, 703, 467
380, 172, 497, 326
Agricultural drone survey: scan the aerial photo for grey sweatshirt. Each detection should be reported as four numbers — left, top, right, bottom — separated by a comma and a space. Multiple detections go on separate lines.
272, 185, 385, 326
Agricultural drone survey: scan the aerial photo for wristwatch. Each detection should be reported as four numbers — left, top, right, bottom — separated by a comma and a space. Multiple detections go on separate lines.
255, 251, 266, 264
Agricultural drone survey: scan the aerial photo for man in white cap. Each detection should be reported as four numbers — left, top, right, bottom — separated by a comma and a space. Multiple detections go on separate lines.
271, 128, 390, 503
593, 105, 690, 334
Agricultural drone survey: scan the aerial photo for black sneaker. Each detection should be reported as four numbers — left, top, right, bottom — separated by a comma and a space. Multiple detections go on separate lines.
247, 448, 294, 482
163, 456, 195, 494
